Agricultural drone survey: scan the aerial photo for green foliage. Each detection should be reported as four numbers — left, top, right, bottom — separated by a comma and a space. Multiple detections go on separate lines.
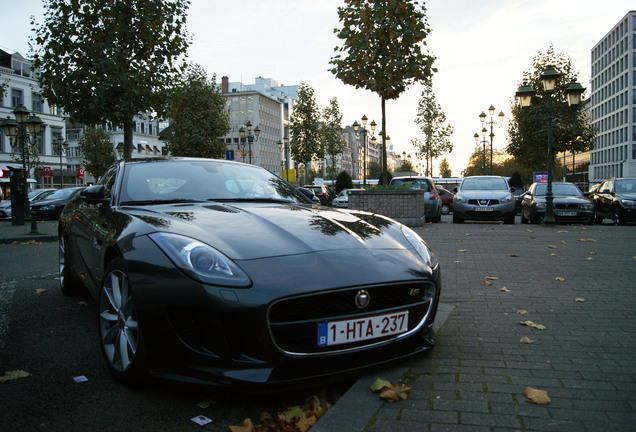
290, 82, 321, 166
507, 46, 595, 172
10, 130, 42, 173
31, 0, 191, 159
397, 160, 414, 173
335, 171, 354, 194
414, 81, 454, 176
321, 97, 347, 179
368, 161, 383, 179
163, 64, 229, 158
438, 158, 452, 178
463, 147, 536, 186
77, 126, 116, 180
330, 0, 436, 181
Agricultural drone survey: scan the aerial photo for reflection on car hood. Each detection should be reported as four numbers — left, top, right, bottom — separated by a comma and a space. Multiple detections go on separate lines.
617, 192, 636, 200
121, 202, 409, 260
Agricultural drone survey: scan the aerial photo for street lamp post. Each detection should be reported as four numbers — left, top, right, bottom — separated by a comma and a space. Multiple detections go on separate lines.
473, 130, 488, 174
277, 135, 290, 182
515, 65, 585, 225
479, 105, 505, 175
56, 137, 69, 188
238, 121, 260, 165
1, 105, 43, 233
353, 116, 376, 187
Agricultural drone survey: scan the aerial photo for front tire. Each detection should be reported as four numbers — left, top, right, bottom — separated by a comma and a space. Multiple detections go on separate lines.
440, 204, 450, 215
98, 257, 147, 386
613, 206, 626, 226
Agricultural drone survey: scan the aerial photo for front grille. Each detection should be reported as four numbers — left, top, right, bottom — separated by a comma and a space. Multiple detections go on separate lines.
554, 203, 579, 210
468, 199, 500, 205
268, 282, 436, 355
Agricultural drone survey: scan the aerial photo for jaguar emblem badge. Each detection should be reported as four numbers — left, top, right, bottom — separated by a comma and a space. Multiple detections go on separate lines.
355, 290, 370, 309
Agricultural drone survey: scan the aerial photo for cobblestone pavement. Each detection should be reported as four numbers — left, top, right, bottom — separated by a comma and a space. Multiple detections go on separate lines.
362, 220, 636, 432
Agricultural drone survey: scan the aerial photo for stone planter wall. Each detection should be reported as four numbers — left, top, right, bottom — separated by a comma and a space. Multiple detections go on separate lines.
348, 189, 425, 226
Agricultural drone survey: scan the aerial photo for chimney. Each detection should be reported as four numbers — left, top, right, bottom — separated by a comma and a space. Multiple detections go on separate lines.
222, 76, 229, 93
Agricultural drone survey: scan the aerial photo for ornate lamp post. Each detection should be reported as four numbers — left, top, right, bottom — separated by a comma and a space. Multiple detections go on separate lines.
515, 65, 585, 225
353, 116, 376, 186
238, 120, 260, 164
479, 105, 504, 175
55, 137, 69, 188
473, 130, 488, 174
1, 105, 43, 232
277, 135, 290, 182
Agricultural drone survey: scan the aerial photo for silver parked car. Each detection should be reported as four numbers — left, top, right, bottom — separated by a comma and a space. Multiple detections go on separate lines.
452, 176, 516, 224
388, 176, 442, 222
332, 188, 358, 208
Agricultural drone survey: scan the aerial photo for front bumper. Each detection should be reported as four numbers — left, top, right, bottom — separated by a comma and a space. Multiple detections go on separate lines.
453, 201, 515, 221
122, 236, 441, 389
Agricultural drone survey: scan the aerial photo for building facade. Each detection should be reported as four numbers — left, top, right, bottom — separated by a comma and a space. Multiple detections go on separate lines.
589, 10, 636, 182
0, 50, 67, 193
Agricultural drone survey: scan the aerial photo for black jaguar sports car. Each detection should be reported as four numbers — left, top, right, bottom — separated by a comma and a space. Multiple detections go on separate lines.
58, 158, 441, 389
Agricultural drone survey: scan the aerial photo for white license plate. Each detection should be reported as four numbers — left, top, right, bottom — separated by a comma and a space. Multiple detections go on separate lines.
557, 211, 577, 216
317, 311, 409, 347
475, 206, 494, 211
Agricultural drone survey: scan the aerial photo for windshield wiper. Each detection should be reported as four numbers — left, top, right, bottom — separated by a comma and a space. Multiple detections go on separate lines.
119, 198, 206, 206
211, 198, 295, 204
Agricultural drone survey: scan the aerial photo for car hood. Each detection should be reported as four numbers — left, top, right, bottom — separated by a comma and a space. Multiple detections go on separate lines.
617, 192, 636, 201
31, 198, 70, 207
532, 195, 590, 204
457, 190, 511, 199
119, 202, 410, 261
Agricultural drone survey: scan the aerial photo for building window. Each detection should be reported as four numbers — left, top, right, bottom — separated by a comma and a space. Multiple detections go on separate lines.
32, 93, 43, 113
11, 89, 23, 107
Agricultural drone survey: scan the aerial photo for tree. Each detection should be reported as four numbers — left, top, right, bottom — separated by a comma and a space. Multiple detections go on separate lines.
77, 127, 116, 180
31, 0, 190, 159
438, 158, 452, 178
330, 0, 436, 184
368, 161, 383, 179
164, 64, 229, 158
321, 97, 347, 179
335, 171, 354, 194
507, 46, 595, 172
397, 159, 414, 173
290, 82, 321, 168
414, 81, 454, 176
462, 147, 536, 185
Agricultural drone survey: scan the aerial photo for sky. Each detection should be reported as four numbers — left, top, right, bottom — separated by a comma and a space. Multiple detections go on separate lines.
2, 0, 635, 176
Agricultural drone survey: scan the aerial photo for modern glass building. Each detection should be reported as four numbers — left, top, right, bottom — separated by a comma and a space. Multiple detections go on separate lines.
589, 10, 636, 182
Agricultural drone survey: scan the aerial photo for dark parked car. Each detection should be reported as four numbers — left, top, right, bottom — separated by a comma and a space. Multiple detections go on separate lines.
592, 177, 636, 225
0, 188, 57, 220
303, 184, 333, 206
452, 176, 516, 224
388, 176, 442, 222
436, 187, 454, 215
58, 158, 441, 389
30, 187, 84, 220
520, 182, 594, 225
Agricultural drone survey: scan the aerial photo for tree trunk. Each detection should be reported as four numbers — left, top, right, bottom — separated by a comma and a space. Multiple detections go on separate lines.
123, 117, 133, 160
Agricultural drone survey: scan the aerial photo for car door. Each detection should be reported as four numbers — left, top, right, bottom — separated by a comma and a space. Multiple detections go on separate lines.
595, 179, 613, 218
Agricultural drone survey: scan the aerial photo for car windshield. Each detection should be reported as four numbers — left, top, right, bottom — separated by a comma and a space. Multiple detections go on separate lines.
43, 188, 81, 200
461, 177, 508, 191
118, 160, 307, 205
615, 179, 636, 193
534, 183, 582, 197
391, 178, 432, 191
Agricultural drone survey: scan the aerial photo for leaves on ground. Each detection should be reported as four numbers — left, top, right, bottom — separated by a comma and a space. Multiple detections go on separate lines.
548, 245, 558, 249
577, 238, 596, 242
519, 320, 547, 330
35, 289, 47, 294
524, 387, 551, 405
485, 276, 498, 280
481, 280, 493, 286
10, 240, 43, 245
0, 370, 30, 383
499, 287, 510, 292
508, 253, 520, 257
517, 309, 528, 315
370, 378, 412, 402
575, 298, 586, 303
554, 277, 565, 281
520, 336, 535, 344
458, 249, 467, 253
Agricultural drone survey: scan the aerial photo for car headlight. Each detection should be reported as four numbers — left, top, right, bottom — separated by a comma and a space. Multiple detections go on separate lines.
149, 233, 251, 287
454, 195, 465, 203
621, 199, 636, 207
501, 195, 513, 203
581, 203, 594, 210
41, 204, 56, 211
401, 225, 438, 269
535, 202, 546, 209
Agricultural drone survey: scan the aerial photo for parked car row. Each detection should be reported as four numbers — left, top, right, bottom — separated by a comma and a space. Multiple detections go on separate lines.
0, 188, 58, 220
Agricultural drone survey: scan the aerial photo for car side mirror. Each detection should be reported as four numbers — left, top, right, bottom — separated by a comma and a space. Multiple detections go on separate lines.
81, 185, 110, 206
453, 187, 458, 193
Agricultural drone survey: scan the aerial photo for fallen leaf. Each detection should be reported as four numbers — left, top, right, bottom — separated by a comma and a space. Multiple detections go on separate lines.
297, 415, 317, 432
587, 257, 593, 261
524, 387, 551, 405
508, 253, 521, 257
577, 238, 596, 242
520, 336, 535, 344
453, 260, 462, 264
370, 378, 391, 392
589, 251, 597, 255
526, 229, 534, 233
282, 406, 304, 421
561, 240, 566, 245
229, 418, 255, 432
499, 287, 510, 292
575, 298, 586, 302
371, 378, 411, 402
481, 280, 493, 286
517, 309, 528, 315
465, 233, 471, 236
0, 370, 30, 383
35, 289, 47, 294
485, 276, 498, 280
557, 230, 568, 233
555, 277, 565, 281
519, 320, 547, 330
458, 249, 467, 253
550, 253, 557, 256
548, 245, 558, 249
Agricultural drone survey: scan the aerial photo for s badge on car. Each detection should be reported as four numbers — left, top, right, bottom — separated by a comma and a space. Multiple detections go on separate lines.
355, 290, 370, 309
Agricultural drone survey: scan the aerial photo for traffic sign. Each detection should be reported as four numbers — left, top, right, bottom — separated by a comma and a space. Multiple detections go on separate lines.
77, 167, 85, 179
226, 150, 235, 161
43, 167, 52, 179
